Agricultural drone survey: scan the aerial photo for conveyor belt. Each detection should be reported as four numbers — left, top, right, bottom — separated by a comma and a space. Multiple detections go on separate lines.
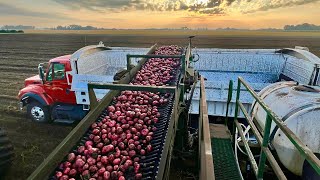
50, 46, 183, 180
210, 124, 242, 180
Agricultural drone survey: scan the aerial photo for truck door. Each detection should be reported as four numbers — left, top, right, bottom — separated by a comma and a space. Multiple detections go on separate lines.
44, 62, 76, 104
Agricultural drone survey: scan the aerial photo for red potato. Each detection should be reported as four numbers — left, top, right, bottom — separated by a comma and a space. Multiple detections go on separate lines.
67, 153, 76, 162
106, 165, 113, 172
101, 156, 108, 164
59, 175, 69, 180
113, 158, 121, 165
63, 167, 70, 175
104, 171, 111, 180
75, 159, 85, 168
96, 162, 103, 168
69, 168, 77, 177
82, 163, 89, 170
102, 144, 114, 154
87, 157, 96, 166
111, 171, 118, 179
107, 106, 115, 112
55, 171, 63, 178
89, 165, 98, 173
98, 167, 106, 175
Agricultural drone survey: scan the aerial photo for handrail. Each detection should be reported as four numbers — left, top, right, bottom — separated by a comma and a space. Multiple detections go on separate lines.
199, 77, 215, 180
230, 77, 320, 179
225, 80, 233, 125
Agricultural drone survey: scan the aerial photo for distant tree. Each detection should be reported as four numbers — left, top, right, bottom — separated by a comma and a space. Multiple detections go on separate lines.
1, 25, 34, 30
0, 29, 24, 33
53, 24, 102, 30
284, 23, 320, 31
56, 25, 65, 30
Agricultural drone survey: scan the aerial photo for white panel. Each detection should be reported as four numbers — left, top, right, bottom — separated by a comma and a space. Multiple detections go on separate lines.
194, 50, 285, 74
282, 55, 315, 84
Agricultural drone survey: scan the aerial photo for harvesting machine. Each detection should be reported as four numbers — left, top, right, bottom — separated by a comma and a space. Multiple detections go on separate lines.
10, 40, 320, 179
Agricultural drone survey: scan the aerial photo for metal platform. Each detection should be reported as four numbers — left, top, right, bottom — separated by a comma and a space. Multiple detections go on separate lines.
210, 124, 242, 180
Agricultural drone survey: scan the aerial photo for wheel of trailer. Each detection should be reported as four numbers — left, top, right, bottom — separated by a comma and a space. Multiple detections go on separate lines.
0, 127, 14, 175
302, 153, 320, 180
27, 102, 50, 123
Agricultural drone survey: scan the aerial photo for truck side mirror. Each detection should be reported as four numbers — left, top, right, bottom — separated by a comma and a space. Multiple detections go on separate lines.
38, 64, 45, 83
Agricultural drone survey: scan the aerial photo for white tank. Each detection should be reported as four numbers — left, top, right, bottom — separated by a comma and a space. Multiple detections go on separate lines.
251, 81, 320, 176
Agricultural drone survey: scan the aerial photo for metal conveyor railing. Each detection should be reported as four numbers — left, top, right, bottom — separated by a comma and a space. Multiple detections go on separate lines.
198, 77, 215, 180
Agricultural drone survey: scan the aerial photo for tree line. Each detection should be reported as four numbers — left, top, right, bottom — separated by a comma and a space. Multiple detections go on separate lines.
1, 25, 34, 30
0, 29, 24, 33
1, 23, 320, 31
284, 23, 320, 31
54, 25, 106, 30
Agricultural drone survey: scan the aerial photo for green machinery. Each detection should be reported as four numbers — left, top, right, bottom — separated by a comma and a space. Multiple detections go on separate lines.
28, 43, 202, 180
198, 77, 320, 180
27, 42, 320, 180
228, 77, 320, 179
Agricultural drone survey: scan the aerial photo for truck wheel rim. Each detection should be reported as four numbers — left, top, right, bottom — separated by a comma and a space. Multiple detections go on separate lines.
31, 106, 45, 121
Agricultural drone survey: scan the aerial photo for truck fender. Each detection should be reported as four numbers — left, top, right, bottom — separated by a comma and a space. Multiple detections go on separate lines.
20, 93, 50, 106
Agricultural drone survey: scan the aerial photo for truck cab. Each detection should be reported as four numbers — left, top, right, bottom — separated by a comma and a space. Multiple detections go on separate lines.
18, 42, 151, 123
17, 55, 85, 123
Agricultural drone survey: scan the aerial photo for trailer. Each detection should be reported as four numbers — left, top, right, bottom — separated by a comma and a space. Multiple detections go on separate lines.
25, 43, 320, 180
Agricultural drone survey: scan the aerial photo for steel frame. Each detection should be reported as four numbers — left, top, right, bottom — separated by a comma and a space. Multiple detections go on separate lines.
229, 77, 320, 179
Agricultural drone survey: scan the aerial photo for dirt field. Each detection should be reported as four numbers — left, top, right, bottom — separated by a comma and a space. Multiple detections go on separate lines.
0, 31, 320, 179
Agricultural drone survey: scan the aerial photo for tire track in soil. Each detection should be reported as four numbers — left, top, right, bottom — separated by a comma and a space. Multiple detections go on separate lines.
0, 111, 72, 180
0, 66, 37, 73
0, 78, 26, 83
1, 57, 50, 63
0, 72, 34, 79
0, 63, 35, 69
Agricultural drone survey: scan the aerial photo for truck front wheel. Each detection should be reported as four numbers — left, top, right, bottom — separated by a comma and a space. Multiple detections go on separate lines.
27, 102, 51, 123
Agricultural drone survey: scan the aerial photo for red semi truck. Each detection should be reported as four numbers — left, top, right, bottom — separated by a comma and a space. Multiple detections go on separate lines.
18, 42, 149, 123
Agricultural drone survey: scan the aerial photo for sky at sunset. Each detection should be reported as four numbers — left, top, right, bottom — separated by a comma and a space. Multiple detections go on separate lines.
0, 0, 320, 29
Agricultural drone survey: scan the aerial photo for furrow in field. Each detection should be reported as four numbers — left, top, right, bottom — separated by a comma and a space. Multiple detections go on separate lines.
0, 66, 37, 73
0, 56, 47, 62
0, 73, 33, 81
0, 88, 20, 97
0, 78, 24, 84
0, 51, 64, 57
0, 62, 35, 68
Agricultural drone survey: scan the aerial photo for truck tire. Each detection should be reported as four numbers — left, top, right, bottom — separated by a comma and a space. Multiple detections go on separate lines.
0, 128, 14, 175
27, 102, 51, 123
